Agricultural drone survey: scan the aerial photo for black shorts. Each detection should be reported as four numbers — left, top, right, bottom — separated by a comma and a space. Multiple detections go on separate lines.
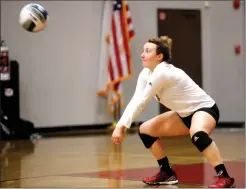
179, 103, 220, 129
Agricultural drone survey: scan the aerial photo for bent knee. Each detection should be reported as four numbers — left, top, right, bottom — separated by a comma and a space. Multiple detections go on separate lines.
139, 122, 157, 137
138, 125, 159, 149
139, 122, 150, 134
189, 127, 210, 137
189, 128, 198, 137
190, 130, 213, 152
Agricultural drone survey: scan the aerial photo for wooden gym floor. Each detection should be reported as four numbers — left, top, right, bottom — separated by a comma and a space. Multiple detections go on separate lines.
0, 127, 245, 188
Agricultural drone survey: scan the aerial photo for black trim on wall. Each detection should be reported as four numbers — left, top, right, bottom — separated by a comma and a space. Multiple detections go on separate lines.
35, 123, 110, 133
35, 121, 244, 135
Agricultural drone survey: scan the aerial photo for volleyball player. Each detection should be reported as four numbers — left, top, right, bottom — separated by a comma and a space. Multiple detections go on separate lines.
111, 36, 235, 188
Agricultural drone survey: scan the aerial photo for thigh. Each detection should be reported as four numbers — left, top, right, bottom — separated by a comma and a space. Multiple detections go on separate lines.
139, 111, 190, 137
190, 111, 217, 136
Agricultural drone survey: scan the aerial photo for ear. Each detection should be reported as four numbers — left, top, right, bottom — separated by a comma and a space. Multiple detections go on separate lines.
157, 53, 163, 61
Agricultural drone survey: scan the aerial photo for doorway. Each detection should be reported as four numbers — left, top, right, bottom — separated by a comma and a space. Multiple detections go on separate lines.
157, 9, 202, 113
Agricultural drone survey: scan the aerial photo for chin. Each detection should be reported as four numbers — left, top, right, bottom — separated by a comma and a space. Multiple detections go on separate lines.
142, 62, 149, 68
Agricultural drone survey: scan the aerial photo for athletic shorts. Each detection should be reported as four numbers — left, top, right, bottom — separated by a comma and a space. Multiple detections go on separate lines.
179, 103, 220, 129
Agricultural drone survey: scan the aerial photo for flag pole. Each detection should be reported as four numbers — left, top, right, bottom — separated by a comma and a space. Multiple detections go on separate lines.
109, 106, 116, 130
117, 95, 121, 122
109, 92, 121, 130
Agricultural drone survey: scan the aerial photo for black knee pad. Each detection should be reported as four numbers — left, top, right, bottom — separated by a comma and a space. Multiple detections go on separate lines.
191, 131, 212, 152
138, 130, 159, 148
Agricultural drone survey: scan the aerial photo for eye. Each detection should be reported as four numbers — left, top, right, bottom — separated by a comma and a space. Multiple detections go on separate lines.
143, 48, 150, 53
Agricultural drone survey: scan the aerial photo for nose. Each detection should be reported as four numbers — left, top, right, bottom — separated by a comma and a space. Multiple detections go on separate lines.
141, 52, 145, 59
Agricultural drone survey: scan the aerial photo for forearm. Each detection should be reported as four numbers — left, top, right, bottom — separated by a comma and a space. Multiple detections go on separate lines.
116, 97, 147, 129
116, 67, 166, 129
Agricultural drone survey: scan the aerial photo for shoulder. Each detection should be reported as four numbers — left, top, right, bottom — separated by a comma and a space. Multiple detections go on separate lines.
155, 62, 174, 71
153, 62, 176, 79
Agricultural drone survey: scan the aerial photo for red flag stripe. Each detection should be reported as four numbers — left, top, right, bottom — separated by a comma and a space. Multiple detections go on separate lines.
129, 30, 135, 39
108, 58, 114, 81
127, 18, 132, 25
114, 10, 129, 77
111, 15, 123, 78
119, 11, 130, 74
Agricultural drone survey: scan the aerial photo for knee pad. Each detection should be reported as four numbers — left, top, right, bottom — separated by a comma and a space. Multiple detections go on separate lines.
138, 130, 159, 148
191, 131, 212, 152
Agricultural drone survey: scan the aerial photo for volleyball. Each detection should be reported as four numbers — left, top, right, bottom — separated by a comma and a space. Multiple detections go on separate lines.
19, 3, 48, 33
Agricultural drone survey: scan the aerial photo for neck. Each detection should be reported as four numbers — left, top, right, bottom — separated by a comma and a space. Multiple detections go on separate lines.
149, 61, 163, 72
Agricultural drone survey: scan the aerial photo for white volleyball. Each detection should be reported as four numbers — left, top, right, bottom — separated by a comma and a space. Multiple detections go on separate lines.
19, 3, 48, 32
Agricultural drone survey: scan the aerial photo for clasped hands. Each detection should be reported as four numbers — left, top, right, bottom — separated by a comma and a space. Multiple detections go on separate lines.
111, 125, 127, 144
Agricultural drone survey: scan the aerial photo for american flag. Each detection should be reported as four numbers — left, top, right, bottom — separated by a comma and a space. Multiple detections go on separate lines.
97, 0, 135, 114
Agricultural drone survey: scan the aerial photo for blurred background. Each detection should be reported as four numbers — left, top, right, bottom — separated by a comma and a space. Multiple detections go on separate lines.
0, 0, 245, 188
1, 0, 245, 130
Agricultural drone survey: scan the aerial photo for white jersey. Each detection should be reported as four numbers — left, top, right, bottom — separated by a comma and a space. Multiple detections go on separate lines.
116, 62, 215, 129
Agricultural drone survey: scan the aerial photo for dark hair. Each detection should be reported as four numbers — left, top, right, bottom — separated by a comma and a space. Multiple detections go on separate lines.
148, 36, 172, 62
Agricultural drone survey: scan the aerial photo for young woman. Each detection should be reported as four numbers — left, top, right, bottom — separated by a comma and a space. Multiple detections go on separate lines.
111, 36, 235, 188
